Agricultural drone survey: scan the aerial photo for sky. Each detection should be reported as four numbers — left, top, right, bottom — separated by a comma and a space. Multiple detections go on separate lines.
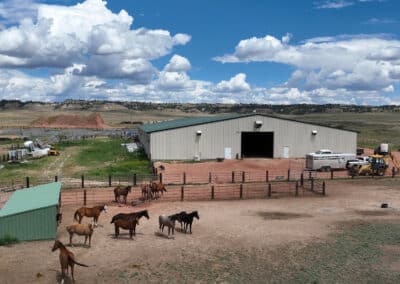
0, 0, 400, 105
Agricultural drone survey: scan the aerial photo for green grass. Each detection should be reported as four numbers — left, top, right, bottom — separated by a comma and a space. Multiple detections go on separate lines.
0, 235, 19, 246
65, 138, 151, 177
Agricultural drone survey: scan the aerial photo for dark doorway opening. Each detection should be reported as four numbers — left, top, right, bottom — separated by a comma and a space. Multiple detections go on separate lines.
241, 132, 274, 158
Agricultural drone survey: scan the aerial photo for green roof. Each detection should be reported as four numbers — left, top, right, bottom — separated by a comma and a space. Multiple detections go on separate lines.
139, 113, 253, 133
0, 182, 61, 217
139, 113, 357, 134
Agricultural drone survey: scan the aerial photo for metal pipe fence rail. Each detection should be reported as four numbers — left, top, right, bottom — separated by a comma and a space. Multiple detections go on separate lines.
60, 180, 324, 206
0, 166, 398, 193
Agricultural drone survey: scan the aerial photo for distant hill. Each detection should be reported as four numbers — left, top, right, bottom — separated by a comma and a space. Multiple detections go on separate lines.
1, 99, 400, 115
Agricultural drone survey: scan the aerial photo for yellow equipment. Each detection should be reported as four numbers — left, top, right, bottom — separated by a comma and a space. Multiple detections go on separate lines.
349, 154, 388, 176
48, 148, 60, 156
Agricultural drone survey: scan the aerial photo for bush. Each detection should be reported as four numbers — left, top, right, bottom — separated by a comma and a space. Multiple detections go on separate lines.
0, 234, 19, 246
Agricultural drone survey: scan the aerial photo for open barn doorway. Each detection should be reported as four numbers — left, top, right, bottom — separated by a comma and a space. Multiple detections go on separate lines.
241, 132, 274, 158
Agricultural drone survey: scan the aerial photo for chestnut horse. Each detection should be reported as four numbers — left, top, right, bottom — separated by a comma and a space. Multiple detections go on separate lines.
74, 205, 108, 226
151, 182, 167, 198
114, 185, 132, 204
51, 240, 88, 283
113, 218, 139, 239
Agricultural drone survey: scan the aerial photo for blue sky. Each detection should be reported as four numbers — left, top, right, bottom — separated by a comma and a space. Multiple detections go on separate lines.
0, 0, 400, 104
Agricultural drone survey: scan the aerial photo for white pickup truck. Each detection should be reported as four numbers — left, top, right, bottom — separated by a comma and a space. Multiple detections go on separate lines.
306, 149, 356, 171
345, 156, 371, 169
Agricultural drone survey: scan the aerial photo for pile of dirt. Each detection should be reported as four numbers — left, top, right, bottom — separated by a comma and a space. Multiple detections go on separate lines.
32, 113, 109, 129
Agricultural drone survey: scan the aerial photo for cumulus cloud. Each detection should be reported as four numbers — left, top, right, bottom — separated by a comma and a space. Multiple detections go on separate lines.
214, 33, 400, 102
164, 55, 192, 72
0, 0, 190, 81
214, 73, 251, 93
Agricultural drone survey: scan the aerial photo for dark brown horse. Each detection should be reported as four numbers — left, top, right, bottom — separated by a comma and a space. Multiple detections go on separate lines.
114, 185, 132, 204
151, 182, 167, 198
51, 240, 89, 283
74, 205, 108, 226
110, 209, 150, 224
113, 218, 139, 239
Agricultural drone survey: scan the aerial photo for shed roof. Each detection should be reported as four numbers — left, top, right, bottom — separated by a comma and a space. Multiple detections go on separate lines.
139, 113, 357, 134
0, 182, 61, 217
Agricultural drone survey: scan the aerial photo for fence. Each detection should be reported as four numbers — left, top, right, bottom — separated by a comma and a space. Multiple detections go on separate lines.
59, 180, 326, 206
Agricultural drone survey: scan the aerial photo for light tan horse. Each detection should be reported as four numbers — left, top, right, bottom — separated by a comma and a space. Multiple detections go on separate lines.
74, 205, 108, 226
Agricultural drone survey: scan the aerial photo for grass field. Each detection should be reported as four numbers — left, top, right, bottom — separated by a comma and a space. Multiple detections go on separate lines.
0, 138, 151, 181
287, 112, 400, 150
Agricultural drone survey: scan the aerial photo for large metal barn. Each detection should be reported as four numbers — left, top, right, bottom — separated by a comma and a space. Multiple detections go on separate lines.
138, 113, 357, 161
0, 182, 61, 241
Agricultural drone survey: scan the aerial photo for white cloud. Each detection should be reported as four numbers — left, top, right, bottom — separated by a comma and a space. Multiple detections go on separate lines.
214, 33, 400, 100
0, 0, 190, 81
314, 0, 354, 9
164, 55, 192, 72
214, 73, 251, 93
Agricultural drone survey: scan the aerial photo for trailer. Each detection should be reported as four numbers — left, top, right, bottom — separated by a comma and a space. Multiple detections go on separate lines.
306, 149, 356, 171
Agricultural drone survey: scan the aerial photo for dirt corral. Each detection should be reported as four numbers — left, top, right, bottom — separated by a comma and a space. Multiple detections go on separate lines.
1, 179, 400, 283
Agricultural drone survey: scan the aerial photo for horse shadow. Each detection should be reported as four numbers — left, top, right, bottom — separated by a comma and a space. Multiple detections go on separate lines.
66, 243, 90, 249
175, 228, 187, 234
154, 231, 174, 239
55, 271, 72, 284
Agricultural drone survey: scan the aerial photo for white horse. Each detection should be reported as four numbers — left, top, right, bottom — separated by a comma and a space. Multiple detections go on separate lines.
159, 215, 176, 238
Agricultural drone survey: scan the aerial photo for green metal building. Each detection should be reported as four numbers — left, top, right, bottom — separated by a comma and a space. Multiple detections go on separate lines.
0, 182, 61, 241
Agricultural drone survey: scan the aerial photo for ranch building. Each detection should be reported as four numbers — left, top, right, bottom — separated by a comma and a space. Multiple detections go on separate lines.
138, 113, 357, 161
0, 182, 61, 241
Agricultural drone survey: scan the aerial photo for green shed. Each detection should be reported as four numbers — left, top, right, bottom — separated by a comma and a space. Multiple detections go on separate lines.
0, 182, 61, 241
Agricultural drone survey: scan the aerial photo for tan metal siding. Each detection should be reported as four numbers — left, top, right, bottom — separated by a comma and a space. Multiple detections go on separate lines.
149, 115, 357, 160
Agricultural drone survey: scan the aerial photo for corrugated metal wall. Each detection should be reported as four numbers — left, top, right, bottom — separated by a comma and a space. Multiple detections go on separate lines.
149, 115, 357, 160
0, 206, 57, 241
138, 128, 151, 159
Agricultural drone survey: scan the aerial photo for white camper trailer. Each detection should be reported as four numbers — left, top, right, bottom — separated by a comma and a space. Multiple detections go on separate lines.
306, 149, 356, 171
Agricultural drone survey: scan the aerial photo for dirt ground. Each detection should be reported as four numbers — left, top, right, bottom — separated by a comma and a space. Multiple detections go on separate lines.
1, 179, 400, 283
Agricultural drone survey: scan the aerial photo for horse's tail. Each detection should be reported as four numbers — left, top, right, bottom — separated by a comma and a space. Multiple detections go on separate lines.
73, 210, 80, 222
71, 258, 89, 267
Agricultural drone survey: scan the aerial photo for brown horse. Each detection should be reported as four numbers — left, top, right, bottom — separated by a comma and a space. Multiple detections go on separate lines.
151, 182, 167, 198
74, 205, 108, 226
114, 185, 132, 204
114, 218, 139, 239
141, 183, 152, 200
51, 240, 89, 283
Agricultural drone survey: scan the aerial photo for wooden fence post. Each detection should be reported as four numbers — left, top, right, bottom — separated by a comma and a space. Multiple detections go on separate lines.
266, 170, 269, 182
300, 173, 304, 187
55, 176, 58, 182
330, 170, 334, 180
26, 177, 30, 188
295, 181, 299, 196
311, 178, 314, 192
322, 181, 326, 196
287, 169, 290, 181
268, 183, 272, 198
83, 189, 87, 205
159, 173, 163, 184
208, 172, 212, 183
181, 186, 184, 201
242, 171, 245, 183
232, 171, 235, 183
133, 173, 137, 186
309, 171, 312, 179
211, 185, 215, 200
108, 175, 112, 187
240, 184, 243, 199
392, 167, 395, 178
81, 175, 84, 188
183, 172, 186, 185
